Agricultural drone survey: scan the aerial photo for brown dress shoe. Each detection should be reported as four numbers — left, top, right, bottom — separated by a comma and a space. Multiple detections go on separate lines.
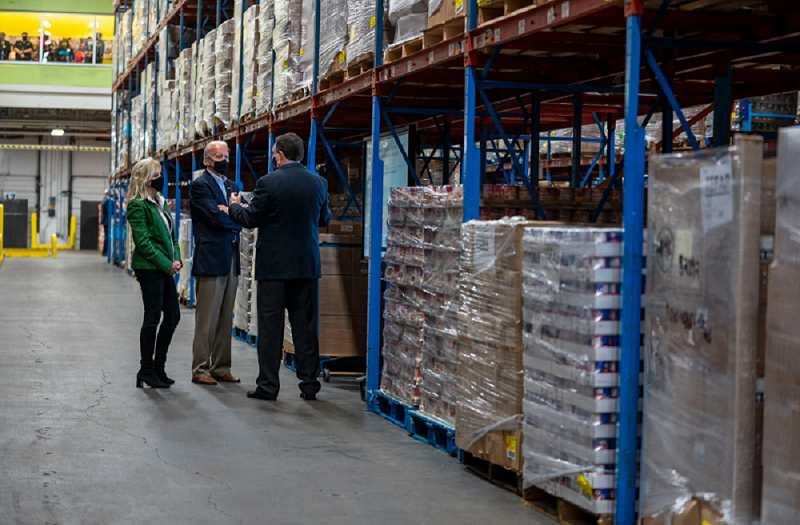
192, 375, 218, 385
212, 373, 240, 383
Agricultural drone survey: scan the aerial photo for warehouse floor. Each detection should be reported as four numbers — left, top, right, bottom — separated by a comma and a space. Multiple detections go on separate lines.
0, 252, 551, 525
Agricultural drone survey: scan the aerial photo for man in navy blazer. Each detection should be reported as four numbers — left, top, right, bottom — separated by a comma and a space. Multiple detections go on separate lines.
189, 141, 246, 385
220, 132, 331, 400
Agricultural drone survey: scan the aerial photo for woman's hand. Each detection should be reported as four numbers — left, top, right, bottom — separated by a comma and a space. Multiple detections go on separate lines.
169, 260, 182, 276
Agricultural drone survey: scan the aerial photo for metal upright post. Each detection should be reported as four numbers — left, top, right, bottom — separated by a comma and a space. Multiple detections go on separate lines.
479, 123, 488, 185
571, 94, 583, 187
462, 0, 479, 221
175, 158, 181, 239
442, 118, 451, 184
235, 136, 243, 187
216, 0, 221, 26
108, 181, 114, 263
531, 92, 540, 187
366, 0, 385, 409
713, 61, 733, 148
617, 2, 645, 525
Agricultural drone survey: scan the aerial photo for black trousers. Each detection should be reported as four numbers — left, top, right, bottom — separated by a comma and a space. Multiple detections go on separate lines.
255, 279, 321, 397
136, 269, 181, 372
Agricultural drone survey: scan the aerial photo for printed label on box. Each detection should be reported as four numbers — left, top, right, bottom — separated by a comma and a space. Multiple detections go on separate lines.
561, 1, 570, 18
455, 0, 464, 14
547, 6, 556, 24
473, 228, 496, 269
700, 156, 733, 232
506, 436, 516, 459
370, 16, 376, 29
761, 235, 774, 261
341, 224, 354, 233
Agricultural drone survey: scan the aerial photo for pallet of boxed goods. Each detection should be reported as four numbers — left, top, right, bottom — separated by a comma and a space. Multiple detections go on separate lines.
761, 126, 800, 525
639, 135, 765, 525
202, 29, 217, 135
384, 0, 428, 63
317, 0, 348, 91
256, 0, 275, 116
214, 19, 236, 131
346, 0, 391, 73
476, 0, 538, 25
424, 0, 466, 46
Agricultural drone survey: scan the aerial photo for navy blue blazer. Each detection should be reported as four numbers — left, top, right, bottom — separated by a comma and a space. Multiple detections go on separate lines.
189, 170, 244, 277
228, 162, 332, 280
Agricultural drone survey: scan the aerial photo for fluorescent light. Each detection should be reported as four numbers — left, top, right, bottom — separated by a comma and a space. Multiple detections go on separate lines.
51, 129, 65, 137
43, 21, 51, 28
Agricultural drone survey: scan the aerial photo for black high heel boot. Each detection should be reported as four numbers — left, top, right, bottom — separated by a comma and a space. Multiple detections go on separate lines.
136, 370, 170, 388
154, 369, 175, 385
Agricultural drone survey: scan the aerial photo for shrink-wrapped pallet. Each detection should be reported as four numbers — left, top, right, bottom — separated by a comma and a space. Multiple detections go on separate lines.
177, 47, 193, 147
118, 92, 130, 170
193, 39, 205, 138
419, 186, 463, 426
120, 10, 132, 66
240, 5, 260, 118
272, 0, 303, 106
202, 29, 217, 134
249, 229, 259, 337
318, 0, 347, 81
157, 25, 181, 92
131, 0, 145, 58
157, 80, 176, 152
521, 226, 631, 515
235, 225, 256, 331
215, 19, 236, 129
346, 0, 390, 68
256, 0, 275, 115
761, 126, 800, 525
177, 218, 193, 301
130, 94, 144, 163
143, 63, 156, 155
640, 136, 764, 525
388, 0, 426, 47
297, 0, 316, 92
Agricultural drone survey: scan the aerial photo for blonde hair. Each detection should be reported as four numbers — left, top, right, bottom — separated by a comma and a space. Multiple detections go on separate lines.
128, 158, 161, 201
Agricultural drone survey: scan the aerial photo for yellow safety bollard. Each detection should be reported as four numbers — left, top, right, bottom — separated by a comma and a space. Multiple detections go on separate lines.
56, 216, 77, 249
31, 212, 40, 248
51, 234, 57, 258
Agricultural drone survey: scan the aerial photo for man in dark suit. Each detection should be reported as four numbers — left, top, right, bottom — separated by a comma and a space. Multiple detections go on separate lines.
220, 133, 331, 400
189, 140, 246, 385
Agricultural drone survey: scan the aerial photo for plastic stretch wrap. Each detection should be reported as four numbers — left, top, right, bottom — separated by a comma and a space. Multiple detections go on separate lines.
143, 63, 155, 155
249, 228, 259, 337
159, 0, 170, 23
131, 0, 145, 58
234, 226, 256, 331
157, 81, 176, 152
455, 218, 537, 457
256, 0, 275, 114
130, 94, 144, 162
318, 0, 347, 80
170, 82, 180, 147
177, 47, 193, 147
239, 5, 260, 117
346, 0, 390, 67
230, 0, 244, 123
158, 25, 181, 91
193, 39, 204, 138
761, 126, 800, 525
521, 227, 631, 516
641, 137, 764, 525
121, 11, 132, 66
272, 0, 302, 106
118, 93, 129, 169
202, 30, 217, 134
214, 20, 236, 128
148, 0, 158, 40
419, 186, 463, 426
298, 0, 316, 91
177, 218, 193, 300
388, 0, 426, 46
428, 0, 443, 17
381, 187, 428, 406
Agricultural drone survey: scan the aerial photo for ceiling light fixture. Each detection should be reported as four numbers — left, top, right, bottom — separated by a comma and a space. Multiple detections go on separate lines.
51, 129, 65, 136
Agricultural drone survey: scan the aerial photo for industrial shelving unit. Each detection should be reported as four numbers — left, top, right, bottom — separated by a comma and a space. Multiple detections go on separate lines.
108, 0, 800, 522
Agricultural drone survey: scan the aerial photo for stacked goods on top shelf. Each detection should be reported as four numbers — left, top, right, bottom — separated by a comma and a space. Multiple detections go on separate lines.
521, 226, 639, 515
157, 80, 177, 152
214, 19, 236, 130
256, 0, 275, 115
202, 29, 217, 135
143, 63, 156, 156
117, 92, 130, 170
761, 126, 800, 525
419, 186, 463, 426
157, 25, 181, 90
130, 94, 144, 163
193, 38, 205, 139
272, 0, 303, 106
455, 217, 537, 471
177, 218, 193, 301
381, 188, 426, 405
317, 0, 348, 84
346, 0, 391, 70
297, 0, 316, 95
428, 0, 464, 28
640, 135, 764, 525
131, 0, 146, 59
386, 0, 427, 54
237, 4, 260, 119
177, 47, 193, 147
118, 10, 132, 74
234, 197, 256, 333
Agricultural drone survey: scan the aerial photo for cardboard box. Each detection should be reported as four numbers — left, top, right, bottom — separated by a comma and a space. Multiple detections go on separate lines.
320, 246, 354, 275
319, 315, 367, 356
320, 275, 353, 316
328, 221, 363, 236
428, 0, 458, 28
319, 233, 359, 245
351, 275, 368, 317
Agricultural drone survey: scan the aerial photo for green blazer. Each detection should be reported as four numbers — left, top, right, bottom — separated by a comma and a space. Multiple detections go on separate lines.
127, 197, 181, 273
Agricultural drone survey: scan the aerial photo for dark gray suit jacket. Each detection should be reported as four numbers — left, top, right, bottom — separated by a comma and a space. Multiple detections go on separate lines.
228, 162, 332, 280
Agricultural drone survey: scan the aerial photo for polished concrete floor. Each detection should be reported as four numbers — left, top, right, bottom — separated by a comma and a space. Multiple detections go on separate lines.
0, 252, 552, 525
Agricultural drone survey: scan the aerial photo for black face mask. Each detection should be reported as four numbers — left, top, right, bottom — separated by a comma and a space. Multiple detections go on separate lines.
149, 176, 164, 193
213, 160, 229, 176
22, 36, 27, 42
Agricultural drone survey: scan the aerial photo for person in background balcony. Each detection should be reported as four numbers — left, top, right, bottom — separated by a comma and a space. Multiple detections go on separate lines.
0, 33, 11, 61
13, 33, 33, 61
75, 42, 86, 64
56, 41, 75, 63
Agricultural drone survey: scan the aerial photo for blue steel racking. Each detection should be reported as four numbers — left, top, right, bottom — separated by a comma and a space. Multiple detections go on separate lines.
109, 0, 800, 522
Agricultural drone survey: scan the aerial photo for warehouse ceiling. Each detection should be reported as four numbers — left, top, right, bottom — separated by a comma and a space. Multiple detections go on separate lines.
0, 107, 111, 138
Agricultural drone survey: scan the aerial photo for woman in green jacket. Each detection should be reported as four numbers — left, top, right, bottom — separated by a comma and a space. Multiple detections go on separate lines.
127, 158, 182, 389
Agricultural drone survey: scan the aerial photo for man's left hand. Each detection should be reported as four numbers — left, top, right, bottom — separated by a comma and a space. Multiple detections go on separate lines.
218, 204, 229, 215
229, 192, 242, 205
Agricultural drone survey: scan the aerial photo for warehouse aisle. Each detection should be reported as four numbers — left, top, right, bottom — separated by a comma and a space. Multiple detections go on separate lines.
0, 252, 550, 525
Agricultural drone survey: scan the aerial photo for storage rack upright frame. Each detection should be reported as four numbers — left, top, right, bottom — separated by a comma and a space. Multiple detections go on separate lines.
108, 0, 800, 523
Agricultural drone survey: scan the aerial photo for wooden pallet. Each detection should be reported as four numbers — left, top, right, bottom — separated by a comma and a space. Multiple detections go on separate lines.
318, 71, 346, 91
346, 54, 374, 79
478, 0, 539, 25
460, 450, 523, 495
385, 36, 424, 63
423, 17, 466, 49
291, 87, 310, 102
522, 485, 613, 525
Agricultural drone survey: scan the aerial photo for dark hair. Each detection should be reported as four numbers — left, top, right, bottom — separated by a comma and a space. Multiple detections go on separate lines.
275, 133, 304, 162
21, 32, 27, 36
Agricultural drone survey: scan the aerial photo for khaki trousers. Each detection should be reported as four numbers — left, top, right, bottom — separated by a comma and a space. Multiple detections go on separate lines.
192, 258, 237, 378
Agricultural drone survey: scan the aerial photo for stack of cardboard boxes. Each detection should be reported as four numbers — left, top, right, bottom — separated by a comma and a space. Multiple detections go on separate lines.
455, 218, 537, 472
214, 19, 236, 129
